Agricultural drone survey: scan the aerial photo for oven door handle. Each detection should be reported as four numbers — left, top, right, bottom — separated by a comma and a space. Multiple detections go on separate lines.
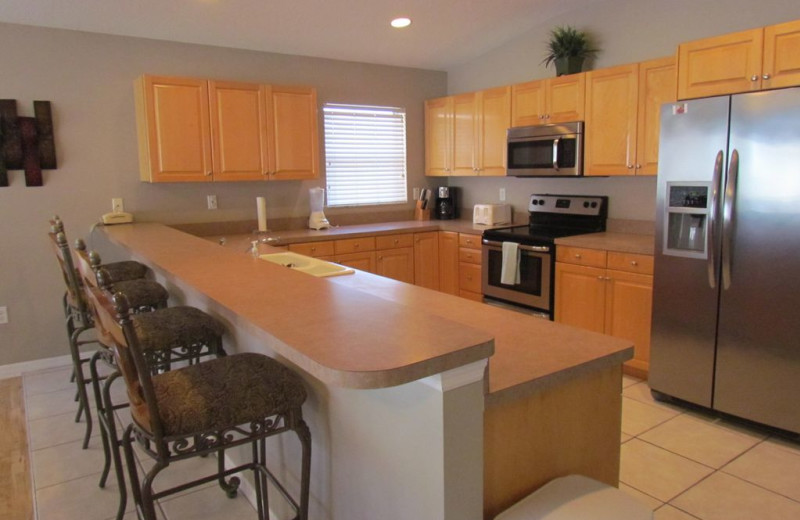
482, 239, 551, 253
552, 138, 560, 171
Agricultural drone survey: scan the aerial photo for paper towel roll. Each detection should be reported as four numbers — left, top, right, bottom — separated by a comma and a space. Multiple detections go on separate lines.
257, 197, 267, 232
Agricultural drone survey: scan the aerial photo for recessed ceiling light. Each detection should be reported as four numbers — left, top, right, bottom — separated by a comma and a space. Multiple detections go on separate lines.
391, 17, 412, 29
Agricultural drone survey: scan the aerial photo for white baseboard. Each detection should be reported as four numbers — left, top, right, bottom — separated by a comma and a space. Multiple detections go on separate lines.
0, 354, 73, 380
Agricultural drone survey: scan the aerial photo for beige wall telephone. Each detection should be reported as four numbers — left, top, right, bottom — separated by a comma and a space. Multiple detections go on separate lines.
102, 199, 133, 224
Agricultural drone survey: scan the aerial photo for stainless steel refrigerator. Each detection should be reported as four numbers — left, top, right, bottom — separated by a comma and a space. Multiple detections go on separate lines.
650, 87, 800, 434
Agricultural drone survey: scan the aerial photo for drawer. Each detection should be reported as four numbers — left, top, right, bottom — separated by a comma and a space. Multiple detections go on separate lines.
460, 290, 484, 303
459, 247, 482, 265
459, 233, 481, 249
459, 262, 482, 293
288, 241, 335, 258
376, 233, 413, 250
335, 237, 375, 254
556, 246, 607, 268
607, 251, 654, 275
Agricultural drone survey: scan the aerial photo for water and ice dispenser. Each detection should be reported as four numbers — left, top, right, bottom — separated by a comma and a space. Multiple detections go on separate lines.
663, 183, 710, 258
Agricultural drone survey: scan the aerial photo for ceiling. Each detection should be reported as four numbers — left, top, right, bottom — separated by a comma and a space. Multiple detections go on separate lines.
0, 0, 600, 70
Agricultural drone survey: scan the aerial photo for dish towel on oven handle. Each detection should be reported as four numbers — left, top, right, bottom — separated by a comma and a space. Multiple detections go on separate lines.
500, 241, 521, 285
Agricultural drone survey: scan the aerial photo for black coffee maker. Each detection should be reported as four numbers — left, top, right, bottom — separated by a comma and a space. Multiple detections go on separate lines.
435, 187, 458, 220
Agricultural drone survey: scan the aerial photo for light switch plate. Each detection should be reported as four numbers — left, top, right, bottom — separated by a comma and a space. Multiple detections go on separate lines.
207, 195, 218, 210
499, 188, 506, 201
0, 306, 8, 324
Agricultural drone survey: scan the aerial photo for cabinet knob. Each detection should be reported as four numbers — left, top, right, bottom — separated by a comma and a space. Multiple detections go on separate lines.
762, 74, 771, 80
466, 275, 472, 280
635, 164, 642, 169
751, 74, 759, 82
205, 171, 212, 176
545, 114, 551, 119
627, 164, 634, 169
574, 253, 582, 259
631, 260, 638, 266
311, 247, 316, 252
597, 275, 605, 280
354, 244, 360, 249
394, 239, 399, 244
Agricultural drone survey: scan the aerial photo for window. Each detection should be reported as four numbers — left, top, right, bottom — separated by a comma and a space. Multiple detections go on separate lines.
323, 103, 408, 207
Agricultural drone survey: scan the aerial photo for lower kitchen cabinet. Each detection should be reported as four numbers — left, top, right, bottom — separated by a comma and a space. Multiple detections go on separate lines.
555, 246, 653, 378
438, 231, 460, 295
414, 232, 440, 290
459, 233, 483, 302
336, 251, 376, 273
376, 234, 415, 284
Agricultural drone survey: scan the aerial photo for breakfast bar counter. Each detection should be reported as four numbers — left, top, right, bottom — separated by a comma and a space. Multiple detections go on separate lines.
96, 222, 632, 520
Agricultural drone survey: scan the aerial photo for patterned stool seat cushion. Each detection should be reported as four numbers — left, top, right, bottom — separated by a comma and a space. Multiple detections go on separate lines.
132, 306, 225, 351
102, 261, 149, 283
110, 279, 169, 310
147, 353, 307, 437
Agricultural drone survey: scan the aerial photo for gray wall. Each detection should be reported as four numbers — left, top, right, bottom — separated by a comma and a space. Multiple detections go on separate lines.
445, 0, 800, 222
0, 22, 446, 366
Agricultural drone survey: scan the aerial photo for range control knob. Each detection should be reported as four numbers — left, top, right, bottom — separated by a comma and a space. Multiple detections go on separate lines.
532, 199, 539, 205
538, 199, 545, 205
591, 202, 598, 208
583, 201, 590, 208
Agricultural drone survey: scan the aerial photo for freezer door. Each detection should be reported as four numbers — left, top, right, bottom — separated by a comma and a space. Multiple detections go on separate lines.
649, 96, 729, 407
714, 87, 800, 434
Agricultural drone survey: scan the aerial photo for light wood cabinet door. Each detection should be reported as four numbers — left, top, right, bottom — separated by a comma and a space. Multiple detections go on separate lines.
208, 81, 269, 181
511, 79, 546, 126
477, 86, 511, 176
414, 232, 440, 290
547, 73, 586, 124
554, 262, 607, 334
605, 270, 653, 379
585, 64, 639, 176
636, 57, 677, 176
267, 85, 319, 180
438, 231, 460, 295
136, 75, 212, 182
452, 93, 479, 176
678, 28, 764, 99
459, 262, 482, 294
763, 19, 800, 90
376, 247, 415, 284
335, 251, 376, 273
511, 75, 584, 127
425, 97, 453, 176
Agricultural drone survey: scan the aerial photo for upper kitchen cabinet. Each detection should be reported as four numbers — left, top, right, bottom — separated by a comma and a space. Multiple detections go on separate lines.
585, 59, 675, 176
677, 20, 800, 99
511, 73, 585, 126
135, 75, 319, 182
636, 57, 677, 176
424, 86, 511, 176
135, 75, 213, 182
267, 85, 320, 181
584, 64, 639, 176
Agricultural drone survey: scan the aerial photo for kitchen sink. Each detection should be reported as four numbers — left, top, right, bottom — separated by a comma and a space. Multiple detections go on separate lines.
258, 252, 354, 277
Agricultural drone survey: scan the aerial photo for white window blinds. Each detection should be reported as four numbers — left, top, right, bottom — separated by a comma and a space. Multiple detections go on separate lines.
323, 104, 408, 207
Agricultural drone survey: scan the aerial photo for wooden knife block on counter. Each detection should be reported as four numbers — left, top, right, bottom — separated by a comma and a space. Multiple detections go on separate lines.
414, 207, 431, 220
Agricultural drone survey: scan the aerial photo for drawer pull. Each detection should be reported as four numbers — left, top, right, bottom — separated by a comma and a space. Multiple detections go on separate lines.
575, 253, 582, 259
354, 244, 360, 249
630, 260, 638, 266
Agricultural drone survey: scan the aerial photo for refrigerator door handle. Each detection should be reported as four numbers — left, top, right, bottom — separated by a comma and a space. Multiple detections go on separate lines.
722, 149, 740, 290
708, 150, 724, 289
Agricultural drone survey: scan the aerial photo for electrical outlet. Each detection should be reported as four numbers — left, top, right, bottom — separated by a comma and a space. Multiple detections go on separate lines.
499, 188, 506, 202
112, 198, 124, 213
207, 195, 218, 210
0, 306, 8, 325
413, 187, 420, 201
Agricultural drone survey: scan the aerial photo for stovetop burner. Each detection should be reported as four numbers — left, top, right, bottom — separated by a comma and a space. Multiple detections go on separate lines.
482, 194, 608, 246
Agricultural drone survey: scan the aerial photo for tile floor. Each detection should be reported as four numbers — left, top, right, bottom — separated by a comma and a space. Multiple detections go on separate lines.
620, 374, 800, 519
21, 365, 800, 519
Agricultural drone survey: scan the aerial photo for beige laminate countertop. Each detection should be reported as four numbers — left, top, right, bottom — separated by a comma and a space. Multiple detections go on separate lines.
555, 232, 655, 256
100, 223, 632, 403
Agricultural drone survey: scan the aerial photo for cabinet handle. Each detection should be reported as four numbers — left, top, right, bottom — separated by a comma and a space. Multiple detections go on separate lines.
597, 275, 605, 280
394, 239, 399, 244
466, 275, 472, 280
627, 164, 634, 169
751, 74, 759, 82
354, 244, 360, 249
205, 171, 212, 176
630, 260, 638, 266
574, 253, 582, 259
762, 74, 771, 80
635, 164, 642, 169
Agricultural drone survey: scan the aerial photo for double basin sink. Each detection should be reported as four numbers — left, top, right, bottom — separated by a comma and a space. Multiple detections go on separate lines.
259, 252, 354, 278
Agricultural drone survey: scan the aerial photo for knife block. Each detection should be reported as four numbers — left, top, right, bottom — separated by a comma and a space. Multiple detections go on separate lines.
414, 207, 431, 221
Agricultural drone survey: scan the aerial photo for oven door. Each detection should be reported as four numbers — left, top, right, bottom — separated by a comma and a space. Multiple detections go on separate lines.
506, 133, 582, 177
481, 239, 553, 314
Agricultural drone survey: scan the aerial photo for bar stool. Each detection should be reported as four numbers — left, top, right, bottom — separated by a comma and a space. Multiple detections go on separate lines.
49, 228, 169, 449
89, 286, 311, 520
76, 255, 227, 520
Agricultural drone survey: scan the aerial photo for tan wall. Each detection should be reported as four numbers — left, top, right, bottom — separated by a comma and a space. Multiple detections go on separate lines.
445, 0, 800, 222
0, 22, 446, 366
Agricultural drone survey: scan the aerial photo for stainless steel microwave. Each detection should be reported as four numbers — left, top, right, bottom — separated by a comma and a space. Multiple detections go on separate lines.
506, 121, 584, 177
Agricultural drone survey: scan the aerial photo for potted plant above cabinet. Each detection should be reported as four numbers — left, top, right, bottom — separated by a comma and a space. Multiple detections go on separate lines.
542, 25, 598, 77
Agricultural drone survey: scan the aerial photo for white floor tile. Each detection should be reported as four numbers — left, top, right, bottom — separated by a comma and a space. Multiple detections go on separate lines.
619, 482, 662, 511
621, 397, 681, 436
31, 438, 107, 489
722, 439, 800, 502
640, 413, 765, 468
23, 366, 74, 396
159, 485, 258, 520
654, 504, 700, 519
35, 471, 134, 520
620, 439, 713, 502
25, 386, 83, 420
672, 471, 800, 520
